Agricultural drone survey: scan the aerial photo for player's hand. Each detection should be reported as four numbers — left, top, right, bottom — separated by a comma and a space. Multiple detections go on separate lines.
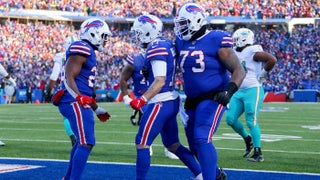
214, 91, 232, 106
95, 107, 111, 122
259, 69, 268, 83
76, 94, 95, 109
214, 82, 238, 106
130, 96, 147, 111
123, 95, 132, 107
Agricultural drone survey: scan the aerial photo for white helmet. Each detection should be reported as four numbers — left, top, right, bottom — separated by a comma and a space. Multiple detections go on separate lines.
232, 28, 254, 48
80, 18, 112, 51
174, 3, 207, 41
63, 36, 78, 50
131, 14, 163, 44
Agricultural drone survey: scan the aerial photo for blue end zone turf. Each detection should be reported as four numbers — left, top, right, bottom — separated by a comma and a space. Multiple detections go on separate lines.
1, 158, 320, 180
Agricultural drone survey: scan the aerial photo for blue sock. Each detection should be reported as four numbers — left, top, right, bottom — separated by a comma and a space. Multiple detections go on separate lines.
197, 142, 217, 180
70, 145, 92, 180
136, 148, 150, 180
175, 145, 201, 177
64, 144, 78, 180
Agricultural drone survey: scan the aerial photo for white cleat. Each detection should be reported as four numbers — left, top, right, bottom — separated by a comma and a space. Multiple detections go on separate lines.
0, 140, 5, 146
164, 148, 179, 159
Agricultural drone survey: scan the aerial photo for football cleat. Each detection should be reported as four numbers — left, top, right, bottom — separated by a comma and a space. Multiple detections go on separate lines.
247, 147, 264, 162
192, 173, 203, 180
216, 168, 227, 180
0, 140, 5, 146
243, 135, 253, 157
130, 111, 137, 126
164, 148, 179, 159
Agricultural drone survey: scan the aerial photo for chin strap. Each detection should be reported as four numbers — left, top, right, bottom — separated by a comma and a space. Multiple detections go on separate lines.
190, 25, 207, 41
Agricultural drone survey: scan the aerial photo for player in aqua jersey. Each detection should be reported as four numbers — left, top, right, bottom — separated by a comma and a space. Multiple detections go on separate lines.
129, 14, 202, 180
226, 28, 277, 162
0, 63, 16, 146
174, 2, 245, 180
54, 18, 111, 180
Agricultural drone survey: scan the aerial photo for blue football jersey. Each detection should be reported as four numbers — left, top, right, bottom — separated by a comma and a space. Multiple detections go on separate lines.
145, 38, 176, 93
175, 30, 233, 98
125, 53, 148, 97
60, 40, 97, 102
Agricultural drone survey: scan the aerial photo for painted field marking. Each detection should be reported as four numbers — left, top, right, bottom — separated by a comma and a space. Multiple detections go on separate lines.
0, 163, 43, 174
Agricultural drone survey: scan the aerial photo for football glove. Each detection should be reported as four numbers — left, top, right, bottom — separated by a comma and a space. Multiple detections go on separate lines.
123, 95, 132, 107
214, 82, 238, 106
94, 107, 111, 122
130, 96, 147, 111
76, 94, 96, 109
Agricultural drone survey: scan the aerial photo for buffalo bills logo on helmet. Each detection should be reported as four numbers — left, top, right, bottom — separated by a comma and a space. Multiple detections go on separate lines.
83, 20, 104, 32
186, 4, 204, 14
138, 15, 157, 29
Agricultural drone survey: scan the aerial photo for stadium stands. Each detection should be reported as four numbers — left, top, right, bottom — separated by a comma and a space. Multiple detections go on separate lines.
0, 1, 318, 103
0, 0, 319, 18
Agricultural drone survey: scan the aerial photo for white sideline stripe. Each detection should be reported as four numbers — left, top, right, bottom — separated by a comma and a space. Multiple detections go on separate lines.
1, 157, 319, 176
1, 128, 320, 142
1, 138, 320, 155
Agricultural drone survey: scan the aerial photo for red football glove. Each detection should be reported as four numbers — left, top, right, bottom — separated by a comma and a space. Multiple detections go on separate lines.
95, 107, 111, 122
130, 96, 147, 111
76, 94, 95, 109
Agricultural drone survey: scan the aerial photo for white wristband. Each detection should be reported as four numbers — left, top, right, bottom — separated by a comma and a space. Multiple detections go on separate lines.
141, 95, 148, 102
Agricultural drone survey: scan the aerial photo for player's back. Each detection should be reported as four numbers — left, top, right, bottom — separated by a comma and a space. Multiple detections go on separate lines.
145, 38, 176, 94
234, 45, 264, 89
175, 30, 233, 98
60, 40, 97, 103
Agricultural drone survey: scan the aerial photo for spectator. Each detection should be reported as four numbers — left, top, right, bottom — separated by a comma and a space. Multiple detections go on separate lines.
105, 91, 114, 102
26, 84, 33, 103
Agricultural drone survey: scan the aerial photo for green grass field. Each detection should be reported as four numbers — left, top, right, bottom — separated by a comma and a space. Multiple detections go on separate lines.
0, 102, 319, 174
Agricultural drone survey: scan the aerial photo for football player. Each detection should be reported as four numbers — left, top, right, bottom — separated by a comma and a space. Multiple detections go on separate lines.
174, 3, 245, 180
47, 36, 78, 146
54, 18, 111, 180
129, 14, 202, 180
120, 48, 179, 159
0, 63, 16, 146
226, 28, 277, 162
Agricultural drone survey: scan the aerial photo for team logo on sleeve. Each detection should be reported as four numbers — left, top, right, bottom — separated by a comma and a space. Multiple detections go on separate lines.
138, 16, 157, 29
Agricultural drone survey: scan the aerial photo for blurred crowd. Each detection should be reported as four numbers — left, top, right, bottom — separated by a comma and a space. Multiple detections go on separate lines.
0, 19, 319, 102
0, 0, 319, 19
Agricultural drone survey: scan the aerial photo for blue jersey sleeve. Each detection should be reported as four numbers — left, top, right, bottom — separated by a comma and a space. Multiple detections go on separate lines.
68, 41, 92, 57
217, 30, 233, 48
125, 54, 135, 66
146, 39, 171, 62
